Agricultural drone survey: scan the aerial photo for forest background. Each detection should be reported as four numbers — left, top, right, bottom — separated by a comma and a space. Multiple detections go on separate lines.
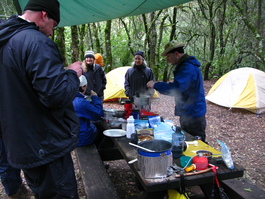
1, 0, 264, 81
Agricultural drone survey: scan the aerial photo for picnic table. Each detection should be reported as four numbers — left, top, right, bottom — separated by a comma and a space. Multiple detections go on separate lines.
75, 117, 265, 199
110, 134, 244, 199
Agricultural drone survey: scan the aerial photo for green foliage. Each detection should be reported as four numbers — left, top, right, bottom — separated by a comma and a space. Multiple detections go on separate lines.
4, 0, 265, 80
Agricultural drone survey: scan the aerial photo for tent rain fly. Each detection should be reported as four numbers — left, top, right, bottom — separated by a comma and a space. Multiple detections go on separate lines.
13, 0, 193, 27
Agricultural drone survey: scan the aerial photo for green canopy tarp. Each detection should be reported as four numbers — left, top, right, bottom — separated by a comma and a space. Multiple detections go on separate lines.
13, 0, 192, 27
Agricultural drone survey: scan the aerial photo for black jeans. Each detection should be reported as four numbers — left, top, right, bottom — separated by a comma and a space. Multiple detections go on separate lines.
180, 115, 206, 142
23, 153, 79, 199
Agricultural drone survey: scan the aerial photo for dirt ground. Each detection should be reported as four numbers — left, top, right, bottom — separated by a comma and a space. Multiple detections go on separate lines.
0, 80, 264, 199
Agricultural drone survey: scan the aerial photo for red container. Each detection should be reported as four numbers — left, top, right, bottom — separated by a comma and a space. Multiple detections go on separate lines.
192, 154, 208, 170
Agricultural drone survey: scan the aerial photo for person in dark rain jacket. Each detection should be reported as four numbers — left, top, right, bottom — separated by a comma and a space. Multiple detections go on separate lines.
0, 18, 23, 199
0, 0, 82, 198
147, 40, 207, 142
82, 51, 106, 100
124, 50, 155, 102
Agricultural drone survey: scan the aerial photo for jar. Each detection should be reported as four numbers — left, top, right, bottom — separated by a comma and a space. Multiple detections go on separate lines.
185, 164, 196, 172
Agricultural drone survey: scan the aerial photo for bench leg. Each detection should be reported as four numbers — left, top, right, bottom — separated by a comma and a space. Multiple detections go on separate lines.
140, 190, 167, 199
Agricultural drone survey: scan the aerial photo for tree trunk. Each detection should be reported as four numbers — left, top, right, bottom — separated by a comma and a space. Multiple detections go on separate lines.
54, 27, 67, 66
79, 24, 87, 60
71, 26, 79, 62
104, 20, 112, 71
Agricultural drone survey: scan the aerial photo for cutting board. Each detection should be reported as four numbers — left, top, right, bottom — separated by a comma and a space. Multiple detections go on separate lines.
183, 140, 221, 158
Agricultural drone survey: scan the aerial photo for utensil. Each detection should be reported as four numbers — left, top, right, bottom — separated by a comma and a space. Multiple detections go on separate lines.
129, 142, 156, 152
185, 140, 198, 146
128, 158, 138, 164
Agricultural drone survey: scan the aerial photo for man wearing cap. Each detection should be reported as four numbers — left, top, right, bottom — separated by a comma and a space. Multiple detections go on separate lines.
82, 51, 106, 101
125, 50, 155, 104
147, 41, 207, 142
0, 0, 82, 198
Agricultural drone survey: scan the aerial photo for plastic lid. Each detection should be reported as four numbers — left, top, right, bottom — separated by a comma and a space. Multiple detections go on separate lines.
127, 115, 135, 122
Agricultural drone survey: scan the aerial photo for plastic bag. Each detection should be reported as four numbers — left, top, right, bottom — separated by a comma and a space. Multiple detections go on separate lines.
217, 140, 234, 169
168, 189, 190, 199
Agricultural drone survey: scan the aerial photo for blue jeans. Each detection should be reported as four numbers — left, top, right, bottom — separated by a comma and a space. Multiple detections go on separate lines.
0, 138, 22, 196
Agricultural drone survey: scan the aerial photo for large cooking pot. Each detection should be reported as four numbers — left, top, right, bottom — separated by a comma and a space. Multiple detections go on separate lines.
137, 139, 173, 178
134, 94, 151, 111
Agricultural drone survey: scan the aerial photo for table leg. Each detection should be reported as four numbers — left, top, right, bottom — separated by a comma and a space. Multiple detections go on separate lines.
199, 183, 214, 199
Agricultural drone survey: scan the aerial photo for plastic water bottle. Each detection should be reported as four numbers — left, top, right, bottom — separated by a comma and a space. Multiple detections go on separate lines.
171, 126, 185, 159
126, 116, 135, 139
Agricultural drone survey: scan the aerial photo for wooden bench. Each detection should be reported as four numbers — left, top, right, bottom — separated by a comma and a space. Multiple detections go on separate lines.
221, 178, 265, 199
75, 144, 120, 199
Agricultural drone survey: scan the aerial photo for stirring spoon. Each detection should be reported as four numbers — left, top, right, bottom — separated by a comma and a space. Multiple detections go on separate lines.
129, 142, 156, 152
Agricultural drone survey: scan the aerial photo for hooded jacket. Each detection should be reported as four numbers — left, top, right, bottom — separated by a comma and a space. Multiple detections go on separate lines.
154, 54, 206, 118
0, 15, 80, 169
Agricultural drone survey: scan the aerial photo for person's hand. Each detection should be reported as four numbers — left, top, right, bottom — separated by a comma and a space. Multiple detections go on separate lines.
90, 90, 97, 96
147, 80, 156, 88
67, 61, 83, 77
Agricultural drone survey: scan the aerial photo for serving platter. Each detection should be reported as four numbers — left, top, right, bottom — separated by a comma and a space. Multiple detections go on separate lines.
103, 129, 126, 137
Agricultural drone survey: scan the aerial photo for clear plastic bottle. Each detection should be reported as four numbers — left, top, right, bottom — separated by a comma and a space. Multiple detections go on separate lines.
126, 116, 135, 139
171, 126, 185, 159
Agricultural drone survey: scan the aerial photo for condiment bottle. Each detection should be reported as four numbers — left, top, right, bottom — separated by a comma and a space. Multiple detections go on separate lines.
185, 164, 196, 172
171, 126, 185, 159
192, 153, 208, 170
126, 116, 135, 139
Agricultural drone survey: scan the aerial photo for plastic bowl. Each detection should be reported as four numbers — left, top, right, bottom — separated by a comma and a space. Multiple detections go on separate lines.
196, 150, 212, 160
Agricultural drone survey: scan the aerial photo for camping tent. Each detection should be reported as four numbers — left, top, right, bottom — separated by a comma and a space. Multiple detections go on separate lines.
13, 0, 193, 27
104, 66, 159, 102
206, 67, 265, 114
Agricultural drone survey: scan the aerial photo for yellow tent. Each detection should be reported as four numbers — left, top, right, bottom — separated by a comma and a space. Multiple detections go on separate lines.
206, 67, 265, 114
104, 66, 159, 102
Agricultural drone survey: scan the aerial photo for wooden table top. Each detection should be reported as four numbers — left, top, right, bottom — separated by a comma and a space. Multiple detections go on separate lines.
112, 136, 244, 193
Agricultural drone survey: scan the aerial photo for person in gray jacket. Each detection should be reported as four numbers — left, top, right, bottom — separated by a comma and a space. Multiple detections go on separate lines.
124, 51, 155, 103
0, 0, 82, 198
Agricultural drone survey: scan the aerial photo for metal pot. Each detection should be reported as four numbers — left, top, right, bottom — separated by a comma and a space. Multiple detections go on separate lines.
137, 140, 173, 178
103, 108, 116, 121
134, 94, 151, 111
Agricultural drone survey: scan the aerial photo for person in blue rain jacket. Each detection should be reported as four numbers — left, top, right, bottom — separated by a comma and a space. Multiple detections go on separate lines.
147, 40, 207, 142
73, 75, 104, 146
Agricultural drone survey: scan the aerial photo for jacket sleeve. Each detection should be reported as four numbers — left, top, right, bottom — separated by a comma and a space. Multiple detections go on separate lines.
154, 64, 194, 96
26, 37, 79, 109
80, 96, 103, 121
101, 68, 107, 90
124, 70, 130, 97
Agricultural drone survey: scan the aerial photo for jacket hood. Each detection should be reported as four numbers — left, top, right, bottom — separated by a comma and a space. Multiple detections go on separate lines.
186, 56, 201, 67
0, 15, 38, 46
178, 54, 201, 68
